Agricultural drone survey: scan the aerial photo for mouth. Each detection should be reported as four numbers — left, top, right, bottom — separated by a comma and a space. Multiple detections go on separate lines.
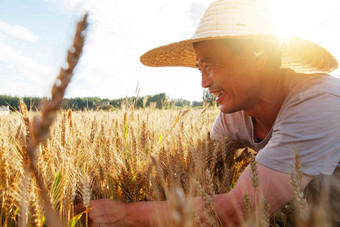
211, 89, 224, 100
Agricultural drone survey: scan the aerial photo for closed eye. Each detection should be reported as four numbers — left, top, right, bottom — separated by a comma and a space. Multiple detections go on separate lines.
196, 63, 214, 71
196, 57, 216, 71
195, 63, 201, 71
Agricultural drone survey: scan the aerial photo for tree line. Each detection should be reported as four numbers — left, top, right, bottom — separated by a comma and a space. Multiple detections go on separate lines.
0, 92, 212, 111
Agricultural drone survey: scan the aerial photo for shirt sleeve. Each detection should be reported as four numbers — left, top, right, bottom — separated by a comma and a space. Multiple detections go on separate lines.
210, 112, 228, 141
256, 92, 340, 176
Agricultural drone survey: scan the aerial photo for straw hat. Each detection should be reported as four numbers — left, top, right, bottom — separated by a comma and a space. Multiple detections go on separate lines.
140, 0, 338, 73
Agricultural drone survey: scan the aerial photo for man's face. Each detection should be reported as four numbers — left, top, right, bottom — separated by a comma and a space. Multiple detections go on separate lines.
194, 40, 264, 113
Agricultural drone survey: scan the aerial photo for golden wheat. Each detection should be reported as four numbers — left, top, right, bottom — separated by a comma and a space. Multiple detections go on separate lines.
0, 11, 338, 227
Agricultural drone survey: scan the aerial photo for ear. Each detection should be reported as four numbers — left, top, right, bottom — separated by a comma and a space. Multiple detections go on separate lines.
252, 48, 268, 70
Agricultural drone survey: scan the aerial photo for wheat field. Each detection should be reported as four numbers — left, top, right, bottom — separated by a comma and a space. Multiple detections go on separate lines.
0, 14, 337, 227
1, 105, 336, 227
0, 106, 252, 226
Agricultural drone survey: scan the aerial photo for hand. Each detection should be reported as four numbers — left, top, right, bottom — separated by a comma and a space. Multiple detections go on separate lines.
75, 199, 129, 227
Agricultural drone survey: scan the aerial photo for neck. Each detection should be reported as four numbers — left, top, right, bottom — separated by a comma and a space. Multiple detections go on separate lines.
245, 69, 288, 134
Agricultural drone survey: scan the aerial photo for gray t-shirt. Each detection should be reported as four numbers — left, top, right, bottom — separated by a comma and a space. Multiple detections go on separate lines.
211, 72, 340, 222
210, 73, 340, 176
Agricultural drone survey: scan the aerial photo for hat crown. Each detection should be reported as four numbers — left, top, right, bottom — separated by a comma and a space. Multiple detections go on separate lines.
193, 0, 275, 39
140, 0, 338, 73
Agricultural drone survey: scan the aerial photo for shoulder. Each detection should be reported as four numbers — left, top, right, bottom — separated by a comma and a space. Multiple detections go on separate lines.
303, 74, 340, 93
277, 74, 340, 127
212, 111, 248, 129
257, 74, 340, 175
286, 73, 340, 99
211, 111, 252, 142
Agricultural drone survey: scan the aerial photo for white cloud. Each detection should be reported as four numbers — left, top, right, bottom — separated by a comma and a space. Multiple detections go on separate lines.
0, 40, 58, 97
59, 0, 211, 101
0, 42, 55, 75
3, 0, 338, 101
0, 20, 39, 42
0, 70, 54, 98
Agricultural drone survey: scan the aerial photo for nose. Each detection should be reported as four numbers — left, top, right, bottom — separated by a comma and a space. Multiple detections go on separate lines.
201, 69, 212, 88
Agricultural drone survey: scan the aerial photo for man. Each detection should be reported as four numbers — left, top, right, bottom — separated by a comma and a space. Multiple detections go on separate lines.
77, 0, 340, 225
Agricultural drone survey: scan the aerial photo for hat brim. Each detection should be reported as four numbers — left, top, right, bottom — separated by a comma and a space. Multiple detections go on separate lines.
140, 35, 338, 73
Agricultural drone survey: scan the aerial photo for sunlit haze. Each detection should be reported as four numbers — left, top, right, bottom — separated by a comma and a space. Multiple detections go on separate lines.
0, 0, 339, 102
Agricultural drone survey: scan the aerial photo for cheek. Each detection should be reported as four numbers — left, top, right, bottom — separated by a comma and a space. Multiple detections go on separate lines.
211, 68, 228, 82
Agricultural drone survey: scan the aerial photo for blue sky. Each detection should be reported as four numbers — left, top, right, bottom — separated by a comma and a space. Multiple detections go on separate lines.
0, 0, 209, 101
0, 0, 81, 97
0, 0, 339, 102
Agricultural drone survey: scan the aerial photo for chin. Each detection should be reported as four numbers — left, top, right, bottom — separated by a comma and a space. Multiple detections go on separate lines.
219, 105, 231, 113
219, 104, 239, 114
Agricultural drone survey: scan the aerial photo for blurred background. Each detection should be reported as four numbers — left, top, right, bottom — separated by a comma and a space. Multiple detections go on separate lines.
0, 0, 339, 102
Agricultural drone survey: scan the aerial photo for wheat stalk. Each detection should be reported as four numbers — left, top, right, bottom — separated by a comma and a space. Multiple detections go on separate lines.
23, 14, 88, 227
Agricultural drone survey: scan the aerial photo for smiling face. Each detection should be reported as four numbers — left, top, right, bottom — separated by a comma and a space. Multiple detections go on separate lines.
194, 39, 267, 113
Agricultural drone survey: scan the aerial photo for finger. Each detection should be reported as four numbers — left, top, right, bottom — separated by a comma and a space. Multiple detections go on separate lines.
89, 221, 108, 227
89, 221, 100, 227
74, 203, 86, 214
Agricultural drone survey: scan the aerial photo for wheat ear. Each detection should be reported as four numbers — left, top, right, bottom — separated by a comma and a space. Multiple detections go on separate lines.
24, 14, 88, 227
169, 187, 193, 227
290, 151, 308, 226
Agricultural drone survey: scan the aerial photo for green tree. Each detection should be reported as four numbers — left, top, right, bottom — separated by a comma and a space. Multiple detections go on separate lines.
148, 93, 167, 108
192, 101, 203, 107
202, 89, 214, 105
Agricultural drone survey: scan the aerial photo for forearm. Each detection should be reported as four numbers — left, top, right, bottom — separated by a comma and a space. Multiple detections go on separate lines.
87, 165, 313, 226
125, 193, 244, 227
214, 191, 245, 226
125, 164, 314, 226
125, 200, 171, 226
